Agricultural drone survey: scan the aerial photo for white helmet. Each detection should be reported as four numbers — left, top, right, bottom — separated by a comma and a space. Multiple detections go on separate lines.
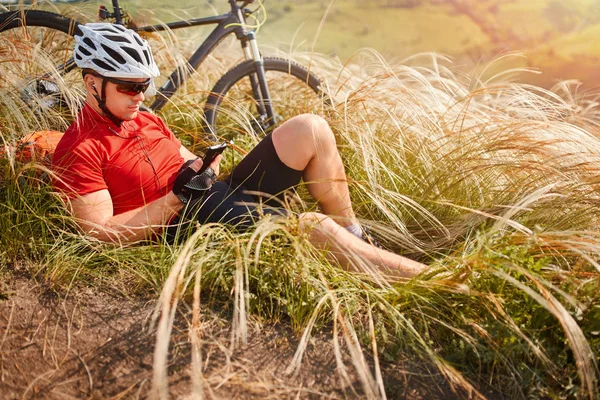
74, 23, 160, 79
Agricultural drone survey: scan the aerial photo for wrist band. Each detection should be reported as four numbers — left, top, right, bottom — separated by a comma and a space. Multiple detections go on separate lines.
175, 191, 189, 205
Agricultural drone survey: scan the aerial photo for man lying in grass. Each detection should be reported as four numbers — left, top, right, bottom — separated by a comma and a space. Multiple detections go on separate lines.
51, 23, 426, 279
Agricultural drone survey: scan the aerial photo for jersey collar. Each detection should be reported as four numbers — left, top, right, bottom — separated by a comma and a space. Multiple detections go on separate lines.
80, 103, 141, 137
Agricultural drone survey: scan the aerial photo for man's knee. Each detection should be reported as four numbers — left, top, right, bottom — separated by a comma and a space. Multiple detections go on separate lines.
297, 113, 329, 131
302, 114, 334, 145
272, 114, 335, 169
278, 114, 334, 146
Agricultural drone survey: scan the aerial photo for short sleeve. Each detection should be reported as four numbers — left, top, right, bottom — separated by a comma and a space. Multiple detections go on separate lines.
52, 138, 107, 199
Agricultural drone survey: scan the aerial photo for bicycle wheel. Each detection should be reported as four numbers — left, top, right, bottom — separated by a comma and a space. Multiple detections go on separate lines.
203, 57, 327, 140
0, 10, 81, 108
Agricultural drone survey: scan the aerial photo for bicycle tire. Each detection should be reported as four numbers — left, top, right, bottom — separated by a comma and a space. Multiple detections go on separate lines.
203, 57, 326, 139
0, 10, 81, 35
0, 10, 82, 108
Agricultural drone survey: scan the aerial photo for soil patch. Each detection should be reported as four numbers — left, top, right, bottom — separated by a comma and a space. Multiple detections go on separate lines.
0, 272, 462, 399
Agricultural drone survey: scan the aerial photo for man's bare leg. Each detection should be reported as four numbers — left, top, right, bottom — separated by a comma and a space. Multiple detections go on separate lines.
272, 114, 356, 226
272, 114, 428, 278
298, 212, 426, 279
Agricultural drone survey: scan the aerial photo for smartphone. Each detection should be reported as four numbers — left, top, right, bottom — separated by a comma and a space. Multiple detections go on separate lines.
198, 141, 229, 174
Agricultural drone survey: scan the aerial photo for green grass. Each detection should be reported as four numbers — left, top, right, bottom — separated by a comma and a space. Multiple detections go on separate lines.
8, 0, 599, 90
1, 2, 600, 399
9, 0, 599, 62
254, 1, 489, 60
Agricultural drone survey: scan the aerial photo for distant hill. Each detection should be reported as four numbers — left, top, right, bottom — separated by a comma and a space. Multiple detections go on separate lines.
6, 0, 595, 89
253, 0, 600, 90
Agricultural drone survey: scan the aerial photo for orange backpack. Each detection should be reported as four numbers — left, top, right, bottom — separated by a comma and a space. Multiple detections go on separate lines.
1, 130, 64, 166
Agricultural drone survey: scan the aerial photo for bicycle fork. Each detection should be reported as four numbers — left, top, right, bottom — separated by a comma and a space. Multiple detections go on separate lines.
240, 31, 276, 127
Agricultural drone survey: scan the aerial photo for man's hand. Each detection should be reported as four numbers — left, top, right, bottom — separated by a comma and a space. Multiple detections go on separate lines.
172, 156, 221, 204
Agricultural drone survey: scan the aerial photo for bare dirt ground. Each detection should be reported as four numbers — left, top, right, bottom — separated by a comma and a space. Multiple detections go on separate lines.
0, 269, 462, 399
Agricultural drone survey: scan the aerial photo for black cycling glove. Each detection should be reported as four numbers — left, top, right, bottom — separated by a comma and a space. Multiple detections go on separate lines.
172, 159, 218, 204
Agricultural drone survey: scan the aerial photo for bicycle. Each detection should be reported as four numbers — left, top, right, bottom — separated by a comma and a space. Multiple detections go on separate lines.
0, 0, 325, 140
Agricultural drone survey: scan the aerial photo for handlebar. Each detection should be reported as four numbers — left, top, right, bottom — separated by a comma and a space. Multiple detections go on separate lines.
99, 0, 259, 25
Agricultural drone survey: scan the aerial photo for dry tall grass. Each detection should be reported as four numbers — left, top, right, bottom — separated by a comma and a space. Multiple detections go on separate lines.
1, 4, 599, 399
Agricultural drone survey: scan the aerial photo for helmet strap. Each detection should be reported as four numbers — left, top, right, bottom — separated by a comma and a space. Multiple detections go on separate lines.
92, 78, 124, 128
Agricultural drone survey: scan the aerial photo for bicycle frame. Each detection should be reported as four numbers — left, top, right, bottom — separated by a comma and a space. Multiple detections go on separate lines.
100, 0, 275, 117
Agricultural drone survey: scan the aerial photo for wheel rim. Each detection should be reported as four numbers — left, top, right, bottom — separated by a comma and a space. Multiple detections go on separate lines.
0, 19, 80, 110
207, 69, 326, 141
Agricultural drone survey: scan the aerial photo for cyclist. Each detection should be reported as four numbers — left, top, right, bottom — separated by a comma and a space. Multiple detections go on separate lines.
51, 23, 426, 279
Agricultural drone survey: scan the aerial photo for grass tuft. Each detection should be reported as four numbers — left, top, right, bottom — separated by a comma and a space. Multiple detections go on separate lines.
1, 6, 599, 399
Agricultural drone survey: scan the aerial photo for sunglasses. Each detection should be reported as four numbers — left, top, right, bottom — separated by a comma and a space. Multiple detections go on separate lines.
94, 74, 152, 96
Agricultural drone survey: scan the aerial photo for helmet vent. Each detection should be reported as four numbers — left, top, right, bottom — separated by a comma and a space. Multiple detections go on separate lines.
82, 37, 96, 50
104, 35, 130, 43
101, 45, 126, 65
97, 27, 118, 34
92, 59, 117, 72
123, 47, 143, 64
78, 47, 92, 57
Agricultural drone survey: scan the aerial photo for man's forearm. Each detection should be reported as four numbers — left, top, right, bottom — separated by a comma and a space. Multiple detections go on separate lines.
82, 192, 183, 243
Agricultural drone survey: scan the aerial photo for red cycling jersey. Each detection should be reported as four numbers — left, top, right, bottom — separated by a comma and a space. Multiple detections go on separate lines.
52, 104, 184, 216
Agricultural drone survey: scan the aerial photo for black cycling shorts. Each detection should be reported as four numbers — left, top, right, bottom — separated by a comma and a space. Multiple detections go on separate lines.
165, 134, 303, 242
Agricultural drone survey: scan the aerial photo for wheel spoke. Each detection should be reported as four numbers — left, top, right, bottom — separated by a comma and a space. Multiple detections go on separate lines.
204, 58, 326, 140
0, 12, 81, 111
